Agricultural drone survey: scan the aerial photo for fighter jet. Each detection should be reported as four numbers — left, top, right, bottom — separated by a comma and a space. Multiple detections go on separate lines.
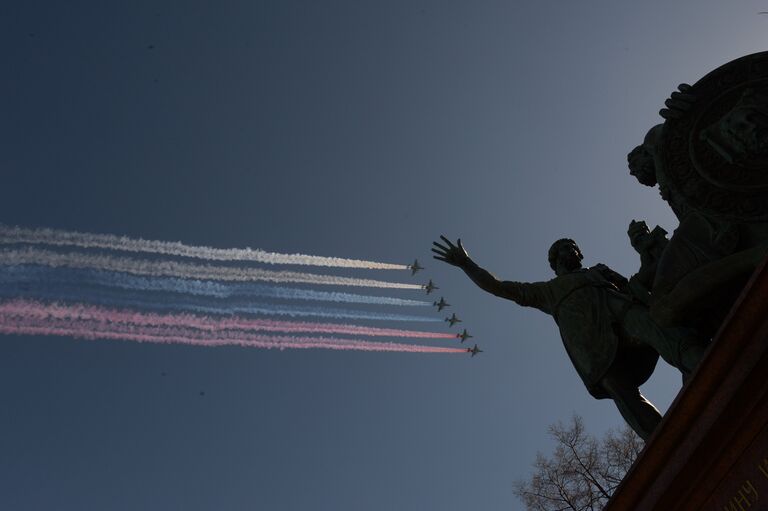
409, 259, 424, 276
445, 313, 462, 327
467, 344, 483, 357
433, 297, 450, 311
424, 279, 439, 294
456, 329, 473, 343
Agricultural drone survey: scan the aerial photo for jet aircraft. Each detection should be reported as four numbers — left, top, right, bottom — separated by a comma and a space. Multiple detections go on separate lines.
456, 329, 473, 343
433, 297, 450, 311
409, 259, 424, 276
467, 344, 483, 357
445, 313, 462, 327
424, 279, 438, 294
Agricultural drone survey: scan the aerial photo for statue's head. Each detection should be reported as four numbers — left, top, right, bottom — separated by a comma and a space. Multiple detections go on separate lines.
548, 238, 583, 275
628, 145, 657, 187
628, 124, 664, 187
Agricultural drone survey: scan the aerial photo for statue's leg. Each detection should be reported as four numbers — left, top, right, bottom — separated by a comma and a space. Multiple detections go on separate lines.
619, 304, 708, 378
650, 244, 768, 328
652, 213, 728, 297
652, 214, 716, 299
600, 371, 662, 441
650, 212, 748, 329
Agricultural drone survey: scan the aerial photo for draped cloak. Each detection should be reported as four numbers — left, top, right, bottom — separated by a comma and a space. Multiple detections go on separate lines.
501, 265, 658, 399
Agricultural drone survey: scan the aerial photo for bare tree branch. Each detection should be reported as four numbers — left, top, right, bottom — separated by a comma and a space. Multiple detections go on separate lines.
513, 415, 642, 511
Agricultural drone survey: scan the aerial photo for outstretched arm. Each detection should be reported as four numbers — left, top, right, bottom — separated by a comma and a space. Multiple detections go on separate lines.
432, 236, 551, 311
431, 236, 503, 295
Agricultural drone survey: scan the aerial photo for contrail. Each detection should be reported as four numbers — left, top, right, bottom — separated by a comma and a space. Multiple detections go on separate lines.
0, 265, 431, 306
0, 320, 466, 354
0, 300, 457, 339
0, 224, 408, 269
0, 248, 423, 289
2, 314, 446, 347
0, 283, 442, 322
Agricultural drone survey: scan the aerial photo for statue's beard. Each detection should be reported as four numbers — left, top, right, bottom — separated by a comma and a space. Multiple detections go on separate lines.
561, 255, 581, 272
631, 162, 657, 187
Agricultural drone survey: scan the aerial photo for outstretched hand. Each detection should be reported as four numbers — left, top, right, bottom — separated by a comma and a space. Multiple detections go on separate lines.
432, 235, 471, 268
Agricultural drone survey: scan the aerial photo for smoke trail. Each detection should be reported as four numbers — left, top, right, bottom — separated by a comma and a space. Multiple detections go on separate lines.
3, 314, 372, 344
0, 265, 431, 306
0, 300, 457, 339
0, 249, 422, 289
0, 224, 408, 269
2, 314, 449, 348
0, 283, 442, 322
0, 321, 466, 353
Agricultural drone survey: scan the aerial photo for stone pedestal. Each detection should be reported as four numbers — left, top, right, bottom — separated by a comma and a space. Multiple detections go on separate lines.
605, 258, 768, 511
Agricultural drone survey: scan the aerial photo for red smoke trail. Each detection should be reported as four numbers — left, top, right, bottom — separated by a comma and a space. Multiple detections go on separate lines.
0, 300, 457, 339
1, 314, 442, 347
0, 323, 466, 353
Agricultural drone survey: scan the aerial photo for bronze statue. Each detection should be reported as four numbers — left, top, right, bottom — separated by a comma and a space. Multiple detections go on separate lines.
432, 236, 708, 440
628, 52, 768, 332
626, 220, 668, 305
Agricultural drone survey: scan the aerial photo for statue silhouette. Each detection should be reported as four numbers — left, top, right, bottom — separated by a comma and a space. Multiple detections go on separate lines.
433, 235, 708, 440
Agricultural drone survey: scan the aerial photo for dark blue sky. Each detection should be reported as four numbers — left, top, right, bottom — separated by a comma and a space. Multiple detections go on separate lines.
1, 2, 765, 510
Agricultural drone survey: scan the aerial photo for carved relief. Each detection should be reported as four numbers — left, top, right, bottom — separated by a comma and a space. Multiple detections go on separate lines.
657, 53, 768, 223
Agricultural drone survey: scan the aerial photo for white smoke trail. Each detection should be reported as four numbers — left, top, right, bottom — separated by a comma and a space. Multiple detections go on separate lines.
0, 224, 407, 269
0, 248, 422, 289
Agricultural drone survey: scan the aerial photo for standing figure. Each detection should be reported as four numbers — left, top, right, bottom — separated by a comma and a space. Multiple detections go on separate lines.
432, 235, 708, 440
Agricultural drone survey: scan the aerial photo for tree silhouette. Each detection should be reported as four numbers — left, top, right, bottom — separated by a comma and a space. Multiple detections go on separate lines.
514, 415, 642, 511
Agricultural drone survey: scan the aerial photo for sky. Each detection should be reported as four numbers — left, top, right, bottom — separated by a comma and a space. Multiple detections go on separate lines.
1, 1, 766, 510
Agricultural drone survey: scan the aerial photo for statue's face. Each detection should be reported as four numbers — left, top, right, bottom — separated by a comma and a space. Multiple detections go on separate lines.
628, 146, 658, 187
554, 242, 582, 275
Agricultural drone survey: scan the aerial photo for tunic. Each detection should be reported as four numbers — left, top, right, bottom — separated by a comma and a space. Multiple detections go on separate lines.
500, 265, 658, 399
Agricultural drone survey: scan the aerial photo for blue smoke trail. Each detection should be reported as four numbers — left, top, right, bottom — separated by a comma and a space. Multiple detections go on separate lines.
0, 265, 431, 306
0, 281, 441, 322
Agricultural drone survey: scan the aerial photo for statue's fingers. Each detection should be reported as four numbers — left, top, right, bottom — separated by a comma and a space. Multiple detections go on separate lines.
670, 91, 695, 103
665, 98, 691, 111
439, 235, 456, 249
668, 109, 684, 119
659, 108, 682, 120
457, 238, 464, 250
678, 83, 693, 93
432, 241, 449, 252
433, 255, 449, 263
431, 247, 447, 256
